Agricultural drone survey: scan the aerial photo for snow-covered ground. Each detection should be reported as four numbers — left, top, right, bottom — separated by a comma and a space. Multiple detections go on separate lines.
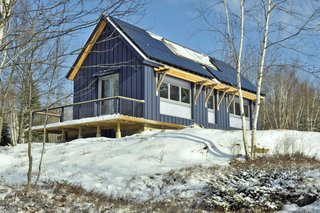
0, 127, 319, 211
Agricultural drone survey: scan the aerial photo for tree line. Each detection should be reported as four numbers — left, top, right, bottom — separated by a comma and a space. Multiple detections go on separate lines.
0, 0, 146, 193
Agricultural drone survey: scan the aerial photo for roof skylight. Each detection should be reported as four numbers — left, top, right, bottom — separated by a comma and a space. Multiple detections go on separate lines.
147, 31, 218, 70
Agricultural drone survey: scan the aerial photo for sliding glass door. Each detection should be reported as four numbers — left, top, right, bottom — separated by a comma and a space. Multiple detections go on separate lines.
98, 74, 119, 115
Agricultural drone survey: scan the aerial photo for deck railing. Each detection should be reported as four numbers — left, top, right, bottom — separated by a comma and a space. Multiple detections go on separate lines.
32, 96, 145, 126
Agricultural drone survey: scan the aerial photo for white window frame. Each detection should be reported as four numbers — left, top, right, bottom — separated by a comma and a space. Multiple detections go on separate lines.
206, 88, 216, 124
98, 73, 119, 99
159, 76, 192, 119
160, 82, 191, 106
229, 96, 250, 118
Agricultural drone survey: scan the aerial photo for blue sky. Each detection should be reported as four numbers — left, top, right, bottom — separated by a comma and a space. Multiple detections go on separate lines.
68, 0, 319, 82
135, 0, 212, 53
74, 0, 213, 57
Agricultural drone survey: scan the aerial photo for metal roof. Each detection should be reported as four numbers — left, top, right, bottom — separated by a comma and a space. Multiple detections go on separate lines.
110, 17, 257, 93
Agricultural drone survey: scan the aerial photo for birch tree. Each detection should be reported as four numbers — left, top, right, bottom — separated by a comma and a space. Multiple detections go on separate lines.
196, 0, 320, 159
235, 0, 250, 159
250, 0, 271, 159
0, 0, 15, 144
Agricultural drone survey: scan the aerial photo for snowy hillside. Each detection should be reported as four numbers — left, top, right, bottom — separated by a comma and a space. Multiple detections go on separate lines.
0, 128, 319, 212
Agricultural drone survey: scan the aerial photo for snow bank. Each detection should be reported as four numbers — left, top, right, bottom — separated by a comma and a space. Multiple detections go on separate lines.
0, 128, 319, 201
31, 114, 120, 130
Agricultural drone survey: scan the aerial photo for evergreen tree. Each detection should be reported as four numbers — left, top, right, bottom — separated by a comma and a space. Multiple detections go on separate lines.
23, 79, 42, 141
1, 122, 12, 146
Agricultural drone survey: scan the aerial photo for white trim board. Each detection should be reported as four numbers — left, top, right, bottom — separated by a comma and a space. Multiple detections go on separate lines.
160, 99, 191, 119
229, 114, 250, 130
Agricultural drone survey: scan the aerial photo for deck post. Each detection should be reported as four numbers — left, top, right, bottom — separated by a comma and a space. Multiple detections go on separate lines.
61, 129, 66, 142
96, 126, 101, 137
45, 132, 49, 142
116, 122, 121, 138
78, 126, 82, 139
60, 107, 64, 122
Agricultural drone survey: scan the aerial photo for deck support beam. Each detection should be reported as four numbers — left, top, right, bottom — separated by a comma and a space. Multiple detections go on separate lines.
217, 89, 228, 110
116, 122, 121, 138
205, 87, 215, 106
96, 126, 101, 137
61, 129, 66, 142
227, 92, 236, 112
156, 71, 168, 96
194, 81, 205, 104
45, 132, 49, 143
78, 127, 82, 139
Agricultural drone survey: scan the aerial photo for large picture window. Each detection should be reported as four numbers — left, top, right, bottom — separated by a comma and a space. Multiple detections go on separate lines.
160, 82, 191, 104
159, 76, 192, 119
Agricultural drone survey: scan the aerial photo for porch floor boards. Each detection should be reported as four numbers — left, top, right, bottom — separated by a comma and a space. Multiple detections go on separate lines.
31, 115, 185, 138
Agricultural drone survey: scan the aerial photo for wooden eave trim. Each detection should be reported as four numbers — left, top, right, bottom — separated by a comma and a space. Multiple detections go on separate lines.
154, 66, 258, 101
155, 70, 168, 96
194, 81, 205, 104
67, 21, 107, 80
205, 87, 214, 105
227, 93, 236, 111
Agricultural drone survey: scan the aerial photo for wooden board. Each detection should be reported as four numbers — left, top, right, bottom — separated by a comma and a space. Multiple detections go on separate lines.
31, 115, 185, 134
68, 21, 107, 80
154, 66, 261, 101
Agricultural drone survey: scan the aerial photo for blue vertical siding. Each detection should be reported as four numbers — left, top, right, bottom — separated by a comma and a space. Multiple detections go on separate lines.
192, 84, 208, 127
143, 66, 192, 126
73, 22, 144, 119
143, 66, 234, 129
215, 91, 230, 130
72, 23, 254, 130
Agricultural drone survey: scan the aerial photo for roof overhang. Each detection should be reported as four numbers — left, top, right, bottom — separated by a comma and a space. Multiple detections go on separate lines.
66, 20, 107, 80
66, 16, 263, 101
154, 66, 261, 101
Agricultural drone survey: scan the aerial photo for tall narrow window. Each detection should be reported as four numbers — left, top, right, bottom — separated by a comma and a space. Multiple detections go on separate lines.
207, 96, 214, 109
229, 102, 235, 114
160, 83, 169, 99
99, 74, 119, 115
235, 102, 241, 116
207, 93, 216, 124
181, 87, 190, 104
244, 105, 249, 117
170, 85, 180, 101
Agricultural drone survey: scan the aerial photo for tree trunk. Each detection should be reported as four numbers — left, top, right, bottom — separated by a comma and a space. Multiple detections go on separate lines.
27, 77, 33, 193
251, 0, 271, 159
236, 0, 250, 159
223, 0, 236, 66
0, 117, 3, 143
35, 108, 49, 185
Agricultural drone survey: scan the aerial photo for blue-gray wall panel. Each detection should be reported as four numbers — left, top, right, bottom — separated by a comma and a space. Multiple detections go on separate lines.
143, 66, 225, 128
215, 91, 230, 130
72, 22, 254, 130
73, 23, 144, 119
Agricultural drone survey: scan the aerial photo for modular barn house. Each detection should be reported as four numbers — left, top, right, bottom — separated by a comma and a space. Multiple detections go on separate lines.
32, 16, 262, 140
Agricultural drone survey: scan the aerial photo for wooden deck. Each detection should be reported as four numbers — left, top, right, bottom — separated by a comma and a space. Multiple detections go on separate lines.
31, 114, 185, 141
